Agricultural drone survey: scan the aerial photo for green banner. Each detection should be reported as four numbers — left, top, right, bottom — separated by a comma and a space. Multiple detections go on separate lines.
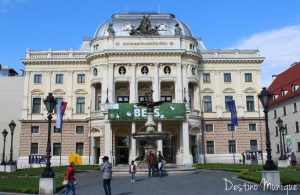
108, 103, 186, 121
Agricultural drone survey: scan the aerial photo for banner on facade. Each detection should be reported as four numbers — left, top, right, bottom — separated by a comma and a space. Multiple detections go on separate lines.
108, 103, 186, 121
227, 99, 238, 126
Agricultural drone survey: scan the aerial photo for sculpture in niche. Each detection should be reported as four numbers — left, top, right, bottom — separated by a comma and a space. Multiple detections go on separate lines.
119, 66, 126, 75
164, 66, 171, 74
93, 68, 98, 76
192, 67, 196, 75
141, 66, 149, 75
175, 23, 182, 36
130, 15, 160, 36
107, 23, 115, 36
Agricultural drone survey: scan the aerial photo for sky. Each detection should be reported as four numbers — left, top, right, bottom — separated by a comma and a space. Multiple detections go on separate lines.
1, 0, 300, 86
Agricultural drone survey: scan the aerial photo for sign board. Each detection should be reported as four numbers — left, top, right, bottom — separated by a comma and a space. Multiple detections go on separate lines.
108, 103, 186, 121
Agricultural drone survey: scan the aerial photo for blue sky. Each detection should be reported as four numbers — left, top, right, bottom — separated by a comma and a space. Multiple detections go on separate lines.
1, 0, 300, 86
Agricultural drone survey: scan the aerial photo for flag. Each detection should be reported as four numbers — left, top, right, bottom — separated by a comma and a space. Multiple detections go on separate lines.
56, 99, 67, 129
227, 99, 238, 126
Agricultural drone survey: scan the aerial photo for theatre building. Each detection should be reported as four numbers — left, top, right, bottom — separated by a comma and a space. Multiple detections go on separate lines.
18, 13, 266, 168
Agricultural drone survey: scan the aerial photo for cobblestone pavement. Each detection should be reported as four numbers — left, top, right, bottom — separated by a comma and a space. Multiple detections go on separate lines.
62, 169, 299, 195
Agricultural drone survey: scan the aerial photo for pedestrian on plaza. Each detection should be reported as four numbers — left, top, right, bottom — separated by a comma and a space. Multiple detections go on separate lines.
148, 152, 155, 178
291, 152, 297, 166
64, 162, 76, 195
129, 160, 137, 183
158, 159, 164, 178
101, 156, 112, 195
242, 152, 246, 165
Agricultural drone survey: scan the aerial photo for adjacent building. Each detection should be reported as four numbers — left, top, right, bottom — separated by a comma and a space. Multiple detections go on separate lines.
18, 13, 266, 168
268, 62, 300, 163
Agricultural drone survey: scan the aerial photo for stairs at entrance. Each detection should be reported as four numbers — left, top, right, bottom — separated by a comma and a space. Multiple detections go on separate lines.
112, 164, 197, 176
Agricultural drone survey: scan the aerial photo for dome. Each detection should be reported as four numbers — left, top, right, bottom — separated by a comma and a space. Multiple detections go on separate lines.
94, 13, 193, 38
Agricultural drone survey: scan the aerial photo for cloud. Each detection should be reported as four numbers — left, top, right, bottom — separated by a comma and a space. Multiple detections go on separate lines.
234, 25, 300, 87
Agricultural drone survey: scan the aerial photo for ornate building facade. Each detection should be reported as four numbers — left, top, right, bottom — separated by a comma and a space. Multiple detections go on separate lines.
18, 13, 265, 168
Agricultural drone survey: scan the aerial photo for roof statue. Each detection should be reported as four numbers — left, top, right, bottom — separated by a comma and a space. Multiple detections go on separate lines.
137, 89, 163, 113
107, 23, 115, 36
129, 15, 160, 36
174, 23, 182, 36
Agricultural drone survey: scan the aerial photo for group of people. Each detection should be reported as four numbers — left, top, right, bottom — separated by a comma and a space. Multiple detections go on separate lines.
147, 151, 164, 178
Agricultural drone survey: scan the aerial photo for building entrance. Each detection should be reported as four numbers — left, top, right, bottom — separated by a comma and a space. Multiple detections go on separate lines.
163, 135, 177, 163
115, 137, 129, 164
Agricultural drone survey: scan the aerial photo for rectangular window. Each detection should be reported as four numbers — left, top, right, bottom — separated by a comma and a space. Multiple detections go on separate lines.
34, 74, 42, 83
54, 98, 63, 114
97, 96, 101, 110
54, 126, 61, 133
228, 140, 236, 153
205, 124, 213, 132
203, 96, 212, 112
203, 73, 211, 83
31, 143, 38, 154
227, 124, 235, 131
53, 143, 61, 156
225, 96, 233, 112
285, 124, 288, 134
117, 96, 129, 103
32, 98, 41, 113
294, 103, 297, 113
161, 96, 172, 102
224, 73, 231, 82
77, 74, 85, 83
275, 126, 278, 136
139, 96, 146, 102
245, 73, 252, 82
249, 124, 256, 131
274, 110, 277, 118
206, 141, 214, 154
55, 74, 63, 84
76, 97, 85, 113
250, 140, 258, 150
31, 126, 39, 133
76, 126, 84, 134
298, 142, 300, 152
277, 144, 280, 153
283, 107, 286, 115
296, 122, 299, 133
76, 143, 84, 156
246, 96, 255, 112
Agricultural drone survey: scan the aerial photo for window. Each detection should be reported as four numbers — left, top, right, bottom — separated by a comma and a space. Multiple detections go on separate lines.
32, 98, 41, 113
54, 98, 63, 114
246, 96, 255, 112
76, 126, 84, 134
54, 126, 61, 133
117, 96, 129, 103
294, 103, 297, 113
77, 74, 85, 83
76, 97, 85, 113
31, 126, 39, 133
76, 143, 84, 155
250, 140, 258, 150
97, 96, 101, 110
205, 124, 213, 132
55, 74, 63, 84
245, 73, 252, 82
274, 110, 277, 118
298, 142, 300, 152
227, 124, 235, 131
203, 73, 211, 83
206, 141, 214, 154
139, 96, 147, 102
225, 96, 233, 112
53, 143, 61, 156
277, 144, 280, 153
31, 143, 38, 154
275, 126, 278, 136
296, 122, 299, 133
228, 140, 236, 153
224, 73, 231, 82
203, 96, 212, 112
249, 124, 256, 131
34, 74, 42, 83
285, 124, 288, 134
161, 96, 172, 102
283, 107, 286, 115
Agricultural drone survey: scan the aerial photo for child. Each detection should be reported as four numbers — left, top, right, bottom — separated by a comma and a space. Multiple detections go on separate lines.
158, 159, 163, 178
129, 160, 136, 183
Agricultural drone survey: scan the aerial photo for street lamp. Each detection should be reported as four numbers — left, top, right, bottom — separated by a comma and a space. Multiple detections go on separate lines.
281, 125, 288, 159
276, 117, 286, 160
258, 87, 277, 170
7, 120, 16, 165
1, 129, 8, 165
41, 93, 57, 178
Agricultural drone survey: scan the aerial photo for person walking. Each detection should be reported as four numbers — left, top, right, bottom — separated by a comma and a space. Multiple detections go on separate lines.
148, 152, 155, 178
242, 152, 246, 165
129, 160, 137, 183
64, 163, 76, 195
158, 159, 164, 178
101, 156, 112, 195
291, 152, 297, 166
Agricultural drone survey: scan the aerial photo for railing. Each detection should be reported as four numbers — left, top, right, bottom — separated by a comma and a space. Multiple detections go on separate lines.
25, 50, 90, 59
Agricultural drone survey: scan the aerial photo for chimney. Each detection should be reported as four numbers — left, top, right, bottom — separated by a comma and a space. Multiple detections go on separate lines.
272, 75, 277, 81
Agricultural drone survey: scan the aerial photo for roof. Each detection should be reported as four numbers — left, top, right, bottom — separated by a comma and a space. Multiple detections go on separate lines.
268, 62, 300, 106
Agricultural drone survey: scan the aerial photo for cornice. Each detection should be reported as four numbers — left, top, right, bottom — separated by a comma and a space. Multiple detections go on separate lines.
201, 58, 264, 64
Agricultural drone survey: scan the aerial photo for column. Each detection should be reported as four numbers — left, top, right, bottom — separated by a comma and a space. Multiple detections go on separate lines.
157, 122, 163, 153
104, 115, 112, 160
130, 122, 137, 161
130, 64, 137, 103
21, 71, 30, 120
235, 71, 244, 117
66, 71, 73, 119
91, 85, 96, 112
153, 63, 160, 102
182, 64, 189, 102
102, 64, 108, 103
46, 71, 52, 93
194, 85, 200, 111
182, 121, 193, 166
176, 63, 183, 102
215, 71, 222, 117
108, 63, 114, 103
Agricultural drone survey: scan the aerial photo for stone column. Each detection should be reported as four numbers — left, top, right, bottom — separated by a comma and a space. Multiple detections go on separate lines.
91, 85, 96, 112
235, 71, 244, 117
157, 122, 163, 154
107, 63, 114, 103
194, 85, 200, 111
66, 71, 73, 119
182, 121, 193, 166
21, 71, 30, 120
104, 114, 112, 162
176, 63, 183, 102
46, 72, 52, 93
130, 63, 137, 103
215, 71, 222, 117
130, 122, 137, 162
153, 63, 160, 102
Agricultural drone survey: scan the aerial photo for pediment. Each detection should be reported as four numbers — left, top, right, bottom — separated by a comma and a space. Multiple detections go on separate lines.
52, 89, 66, 96
244, 87, 257, 93
31, 89, 44, 95
74, 89, 88, 95
223, 88, 235, 93
201, 88, 214, 93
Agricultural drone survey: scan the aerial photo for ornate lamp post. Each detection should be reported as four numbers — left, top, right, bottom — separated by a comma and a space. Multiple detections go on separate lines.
41, 93, 57, 178
1, 129, 8, 165
276, 117, 286, 160
258, 87, 277, 170
7, 120, 16, 165
281, 125, 288, 159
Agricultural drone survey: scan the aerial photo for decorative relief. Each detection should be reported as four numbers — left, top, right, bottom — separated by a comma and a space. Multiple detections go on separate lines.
164, 66, 171, 74
93, 68, 98, 76
74, 89, 88, 95
223, 88, 235, 93
118, 66, 126, 75
141, 66, 149, 75
52, 89, 66, 96
244, 87, 257, 93
31, 89, 44, 95
201, 88, 214, 93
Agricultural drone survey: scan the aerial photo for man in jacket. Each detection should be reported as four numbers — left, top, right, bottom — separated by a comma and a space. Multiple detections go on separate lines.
101, 156, 112, 195
64, 163, 76, 195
